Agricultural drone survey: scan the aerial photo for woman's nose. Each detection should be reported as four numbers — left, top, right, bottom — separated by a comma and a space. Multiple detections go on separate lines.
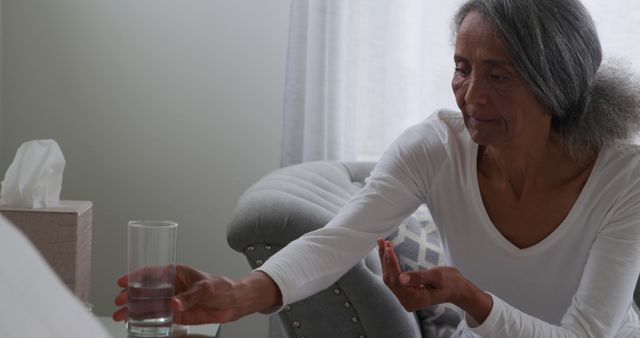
464, 75, 489, 105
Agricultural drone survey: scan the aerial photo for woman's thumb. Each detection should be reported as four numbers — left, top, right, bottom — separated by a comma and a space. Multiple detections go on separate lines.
399, 273, 412, 285
173, 282, 206, 311
399, 271, 431, 286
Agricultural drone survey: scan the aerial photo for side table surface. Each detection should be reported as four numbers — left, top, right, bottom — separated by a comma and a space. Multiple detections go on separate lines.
97, 317, 221, 338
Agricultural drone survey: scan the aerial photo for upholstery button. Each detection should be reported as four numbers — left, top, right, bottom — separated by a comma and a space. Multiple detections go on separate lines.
255, 259, 264, 266
333, 288, 341, 295
265, 244, 272, 251
246, 245, 255, 252
292, 320, 301, 328
284, 305, 292, 312
344, 302, 351, 308
351, 316, 359, 323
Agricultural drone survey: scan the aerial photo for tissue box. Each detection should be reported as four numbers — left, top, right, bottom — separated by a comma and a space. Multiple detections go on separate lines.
0, 200, 92, 302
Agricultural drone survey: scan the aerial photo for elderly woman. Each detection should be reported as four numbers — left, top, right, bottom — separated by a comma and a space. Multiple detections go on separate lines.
114, 0, 640, 336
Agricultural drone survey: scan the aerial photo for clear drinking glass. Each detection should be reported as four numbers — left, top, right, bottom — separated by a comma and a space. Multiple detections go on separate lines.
127, 220, 178, 338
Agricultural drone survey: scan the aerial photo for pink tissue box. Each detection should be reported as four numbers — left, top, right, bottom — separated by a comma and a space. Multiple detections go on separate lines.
0, 200, 93, 302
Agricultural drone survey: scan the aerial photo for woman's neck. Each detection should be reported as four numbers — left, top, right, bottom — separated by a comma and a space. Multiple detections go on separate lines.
478, 132, 595, 201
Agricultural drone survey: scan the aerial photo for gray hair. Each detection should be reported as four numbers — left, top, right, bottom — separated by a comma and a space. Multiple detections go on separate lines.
453, 0, 640, 157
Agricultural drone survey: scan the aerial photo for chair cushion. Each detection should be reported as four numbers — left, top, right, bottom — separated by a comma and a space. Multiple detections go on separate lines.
386, 204, 462, 338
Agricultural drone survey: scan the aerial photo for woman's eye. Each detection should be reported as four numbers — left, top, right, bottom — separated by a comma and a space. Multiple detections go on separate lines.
489, 74, 509, 82
454, 67, 469, 77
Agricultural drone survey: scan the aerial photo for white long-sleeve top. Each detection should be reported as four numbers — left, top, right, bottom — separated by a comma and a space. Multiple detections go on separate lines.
258, 110, 640, 337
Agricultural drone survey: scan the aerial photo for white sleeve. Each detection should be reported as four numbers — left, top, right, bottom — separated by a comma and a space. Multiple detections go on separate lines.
471, 183, 640, 338
257, 121, 448, 307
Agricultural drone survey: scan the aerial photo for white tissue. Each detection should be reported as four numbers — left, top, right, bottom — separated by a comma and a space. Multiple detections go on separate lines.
1, 140, 66, 208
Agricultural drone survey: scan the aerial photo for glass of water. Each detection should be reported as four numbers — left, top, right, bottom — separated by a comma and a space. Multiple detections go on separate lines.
127, 220, 178, 337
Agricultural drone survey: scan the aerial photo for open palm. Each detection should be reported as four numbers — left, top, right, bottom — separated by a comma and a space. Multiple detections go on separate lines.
377, 239, 461, 312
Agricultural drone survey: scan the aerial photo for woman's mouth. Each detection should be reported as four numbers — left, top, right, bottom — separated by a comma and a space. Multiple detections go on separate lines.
469, 116, 495, 124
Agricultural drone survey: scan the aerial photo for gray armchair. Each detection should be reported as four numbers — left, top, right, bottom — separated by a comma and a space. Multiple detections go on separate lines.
226, 161, 425, 338
226, 160, 640, 338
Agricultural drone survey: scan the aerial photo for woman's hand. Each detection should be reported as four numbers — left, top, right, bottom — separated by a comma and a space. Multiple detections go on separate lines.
378, 239, 435, 311
113, 264, 281, 325
377, 239, 492, 323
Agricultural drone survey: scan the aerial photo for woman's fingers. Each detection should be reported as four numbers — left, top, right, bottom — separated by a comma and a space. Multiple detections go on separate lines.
378, 240, 404, 287
400, 268, 445, 287
397, 267, 463, 305
385, 241, 403, 280
117, 274, 128, 288
114, 289, 128, 306
379, 251, 465, 311
112, 306, 128, 322
377, 239, 390, 282
380, 240, 393, 283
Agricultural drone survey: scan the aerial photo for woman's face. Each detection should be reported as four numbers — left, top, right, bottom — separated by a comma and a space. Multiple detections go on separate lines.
452, 11, 550, 147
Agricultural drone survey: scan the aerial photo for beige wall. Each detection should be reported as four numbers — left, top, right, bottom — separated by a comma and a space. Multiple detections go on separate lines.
1, 1, 289, 336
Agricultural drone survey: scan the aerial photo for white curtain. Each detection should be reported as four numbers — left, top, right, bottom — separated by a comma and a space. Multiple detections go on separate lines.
281, 0, 640, 166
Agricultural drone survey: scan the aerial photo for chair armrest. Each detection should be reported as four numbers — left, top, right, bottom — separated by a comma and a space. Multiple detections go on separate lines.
227, 161, 374, 251
226, 161, 421, 338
